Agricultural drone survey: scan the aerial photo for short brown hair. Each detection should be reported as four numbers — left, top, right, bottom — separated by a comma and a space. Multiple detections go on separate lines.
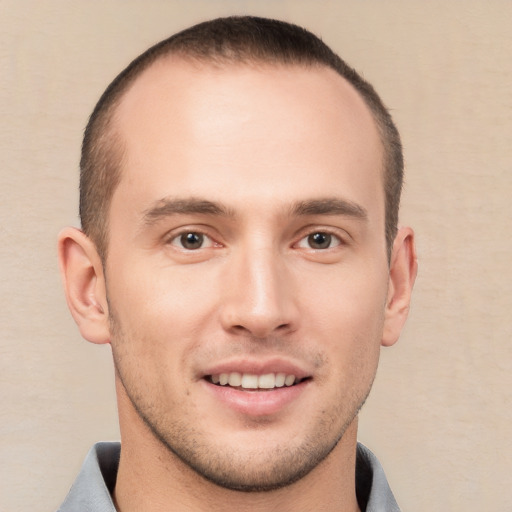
80, 16, 403, 260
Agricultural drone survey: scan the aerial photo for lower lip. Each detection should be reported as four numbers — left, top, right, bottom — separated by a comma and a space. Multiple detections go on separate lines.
202, 379, 310, 417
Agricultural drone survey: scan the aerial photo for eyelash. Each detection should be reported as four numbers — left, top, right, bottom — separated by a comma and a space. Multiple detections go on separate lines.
294, 230, 344, 251
167, 230, 219, 251
166, 227, 346, 252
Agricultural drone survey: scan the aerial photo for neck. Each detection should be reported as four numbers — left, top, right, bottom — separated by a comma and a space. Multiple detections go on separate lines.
114, 387, 361, 512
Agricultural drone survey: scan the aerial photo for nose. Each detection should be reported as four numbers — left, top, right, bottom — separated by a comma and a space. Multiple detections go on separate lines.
219, 246, 299, 339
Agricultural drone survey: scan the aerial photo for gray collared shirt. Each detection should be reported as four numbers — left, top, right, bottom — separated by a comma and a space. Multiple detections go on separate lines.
58, 442, 400, 511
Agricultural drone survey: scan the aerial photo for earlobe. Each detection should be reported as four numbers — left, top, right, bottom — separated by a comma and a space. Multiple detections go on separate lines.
58, 227, 111, 344
381, 226, 418, 347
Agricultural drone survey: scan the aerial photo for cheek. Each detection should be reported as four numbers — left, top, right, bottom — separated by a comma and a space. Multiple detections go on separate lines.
108, 262, 216, 335
105, 262, 222, 391
305, 265, 388, 334
303, 266, 387, 372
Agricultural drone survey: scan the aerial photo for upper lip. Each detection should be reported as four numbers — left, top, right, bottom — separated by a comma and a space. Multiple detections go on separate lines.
201, 357, 312, 380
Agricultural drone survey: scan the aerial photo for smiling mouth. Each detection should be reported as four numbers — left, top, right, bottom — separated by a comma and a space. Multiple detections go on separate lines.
205, 372, 309, 390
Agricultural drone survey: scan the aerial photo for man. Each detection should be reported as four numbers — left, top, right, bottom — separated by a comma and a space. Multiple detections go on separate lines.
58, 16, 417, 512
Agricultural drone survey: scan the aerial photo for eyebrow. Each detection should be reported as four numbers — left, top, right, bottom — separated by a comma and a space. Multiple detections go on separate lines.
290, 198, 368, 220
142, 197, 235, 225
142, 196, 368, 225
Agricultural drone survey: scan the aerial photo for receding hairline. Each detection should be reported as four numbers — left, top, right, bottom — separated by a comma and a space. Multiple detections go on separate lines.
81, 18, 402, 262
112, 52, 383, 134
94, 54, 390, 262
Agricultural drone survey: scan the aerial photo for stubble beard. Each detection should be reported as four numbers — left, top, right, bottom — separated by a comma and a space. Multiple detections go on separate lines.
109, 309, 376, 493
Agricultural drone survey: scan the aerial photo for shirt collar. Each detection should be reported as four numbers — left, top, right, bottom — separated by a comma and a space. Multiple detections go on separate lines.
59, 442, 400, 511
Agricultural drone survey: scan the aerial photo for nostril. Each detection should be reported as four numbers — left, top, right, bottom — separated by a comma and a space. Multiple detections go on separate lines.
229, 322, 293, 338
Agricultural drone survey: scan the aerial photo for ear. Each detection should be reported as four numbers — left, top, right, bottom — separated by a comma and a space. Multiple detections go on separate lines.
58, 227, 111, 344
381, 226, 418, 347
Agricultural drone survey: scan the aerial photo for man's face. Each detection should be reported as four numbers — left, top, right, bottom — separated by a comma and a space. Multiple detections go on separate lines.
105, 59, 389, 490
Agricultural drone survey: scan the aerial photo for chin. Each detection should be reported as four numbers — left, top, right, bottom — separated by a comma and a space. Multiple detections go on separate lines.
162, 430, 344, 492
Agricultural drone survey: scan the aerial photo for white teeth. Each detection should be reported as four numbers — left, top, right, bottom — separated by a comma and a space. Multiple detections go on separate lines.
258, 373, 275, 389
210, 372, 298, 389
284, 374, 295, 386
275, 373, 286, 387
241, 374, 258, 389
228, 372, 242, 387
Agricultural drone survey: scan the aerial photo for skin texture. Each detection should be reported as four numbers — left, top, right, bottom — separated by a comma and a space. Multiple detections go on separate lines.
59, 59, 417, 512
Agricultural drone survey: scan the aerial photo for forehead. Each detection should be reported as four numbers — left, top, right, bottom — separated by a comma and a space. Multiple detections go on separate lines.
111, 58, 384, 216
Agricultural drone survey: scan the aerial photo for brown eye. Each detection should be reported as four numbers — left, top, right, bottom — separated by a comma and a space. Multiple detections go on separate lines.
179, 232, 204, 250
307, 232, 332, 249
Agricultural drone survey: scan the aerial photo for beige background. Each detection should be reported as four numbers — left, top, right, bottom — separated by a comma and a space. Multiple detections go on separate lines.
1, 1, 511, 510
